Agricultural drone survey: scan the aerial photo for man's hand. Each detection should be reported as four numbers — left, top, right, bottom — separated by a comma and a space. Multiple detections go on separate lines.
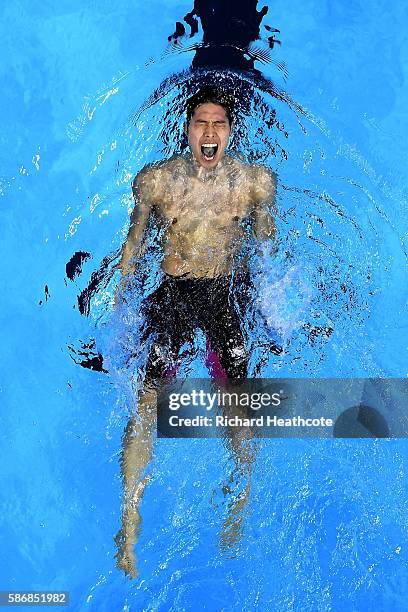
113, 273, 130, 308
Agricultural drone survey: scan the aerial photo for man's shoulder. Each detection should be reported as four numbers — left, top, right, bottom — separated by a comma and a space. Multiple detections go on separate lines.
247, 163, 277, 207
134, 155, 185, 183
133, 162, 155, 188
251, 163, 277, 184
226, 155, 276, 182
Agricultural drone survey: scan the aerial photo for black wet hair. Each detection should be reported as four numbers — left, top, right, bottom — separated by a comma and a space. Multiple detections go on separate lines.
186, 87, 235, 126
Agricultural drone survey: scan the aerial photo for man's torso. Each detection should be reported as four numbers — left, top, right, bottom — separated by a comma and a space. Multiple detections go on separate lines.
144, 154, 263, 278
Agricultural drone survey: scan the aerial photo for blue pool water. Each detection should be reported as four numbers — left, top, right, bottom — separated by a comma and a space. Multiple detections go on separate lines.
1, 0, 408, 610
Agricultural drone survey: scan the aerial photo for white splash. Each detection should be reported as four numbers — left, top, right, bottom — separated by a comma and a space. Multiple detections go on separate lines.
256, 262, 314, 342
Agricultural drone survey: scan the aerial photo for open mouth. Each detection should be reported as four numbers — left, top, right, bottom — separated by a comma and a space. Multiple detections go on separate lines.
200, 143, 218, 160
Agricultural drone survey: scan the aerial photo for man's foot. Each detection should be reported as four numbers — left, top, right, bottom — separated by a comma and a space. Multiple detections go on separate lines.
219, 482, 250, 554
114, 530, 138, 579
114, 475, 150, 579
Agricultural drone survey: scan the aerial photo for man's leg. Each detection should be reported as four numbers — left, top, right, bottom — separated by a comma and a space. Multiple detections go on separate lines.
114, 384, 157, 579
114, 278, 193, 578
200, 276, 257, 552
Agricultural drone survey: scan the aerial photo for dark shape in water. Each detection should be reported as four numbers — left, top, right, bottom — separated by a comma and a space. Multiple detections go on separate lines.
68, 339, 107, 373
39, 284, 51, 306
77, 248, 120, 316
184, 10, 199, 38
334, 405, 390, 438
168, 21, 186, 41
66, 251, 92, 281
169, 0, 273, 72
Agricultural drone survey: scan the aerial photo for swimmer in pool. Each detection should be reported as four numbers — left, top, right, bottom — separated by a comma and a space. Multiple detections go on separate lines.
114, 87, 277, 578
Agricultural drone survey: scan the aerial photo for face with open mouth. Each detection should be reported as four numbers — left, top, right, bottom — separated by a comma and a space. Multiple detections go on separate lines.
186, 102, 231, 169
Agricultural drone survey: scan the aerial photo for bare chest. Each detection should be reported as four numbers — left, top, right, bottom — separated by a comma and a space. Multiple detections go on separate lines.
156, 172, 255, 228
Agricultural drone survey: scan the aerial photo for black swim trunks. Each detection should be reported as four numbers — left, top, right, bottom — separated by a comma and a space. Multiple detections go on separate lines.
141, 272, 250, 385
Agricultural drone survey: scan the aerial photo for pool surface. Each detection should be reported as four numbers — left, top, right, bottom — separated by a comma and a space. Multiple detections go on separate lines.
1, 0, 407, 610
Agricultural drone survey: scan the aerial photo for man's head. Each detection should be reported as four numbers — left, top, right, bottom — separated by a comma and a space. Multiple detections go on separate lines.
185, 88, 234, 169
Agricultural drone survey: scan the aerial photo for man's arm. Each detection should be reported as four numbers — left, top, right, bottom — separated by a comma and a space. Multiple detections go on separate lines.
252, 166, 277, 256
115, 168, 154, 303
